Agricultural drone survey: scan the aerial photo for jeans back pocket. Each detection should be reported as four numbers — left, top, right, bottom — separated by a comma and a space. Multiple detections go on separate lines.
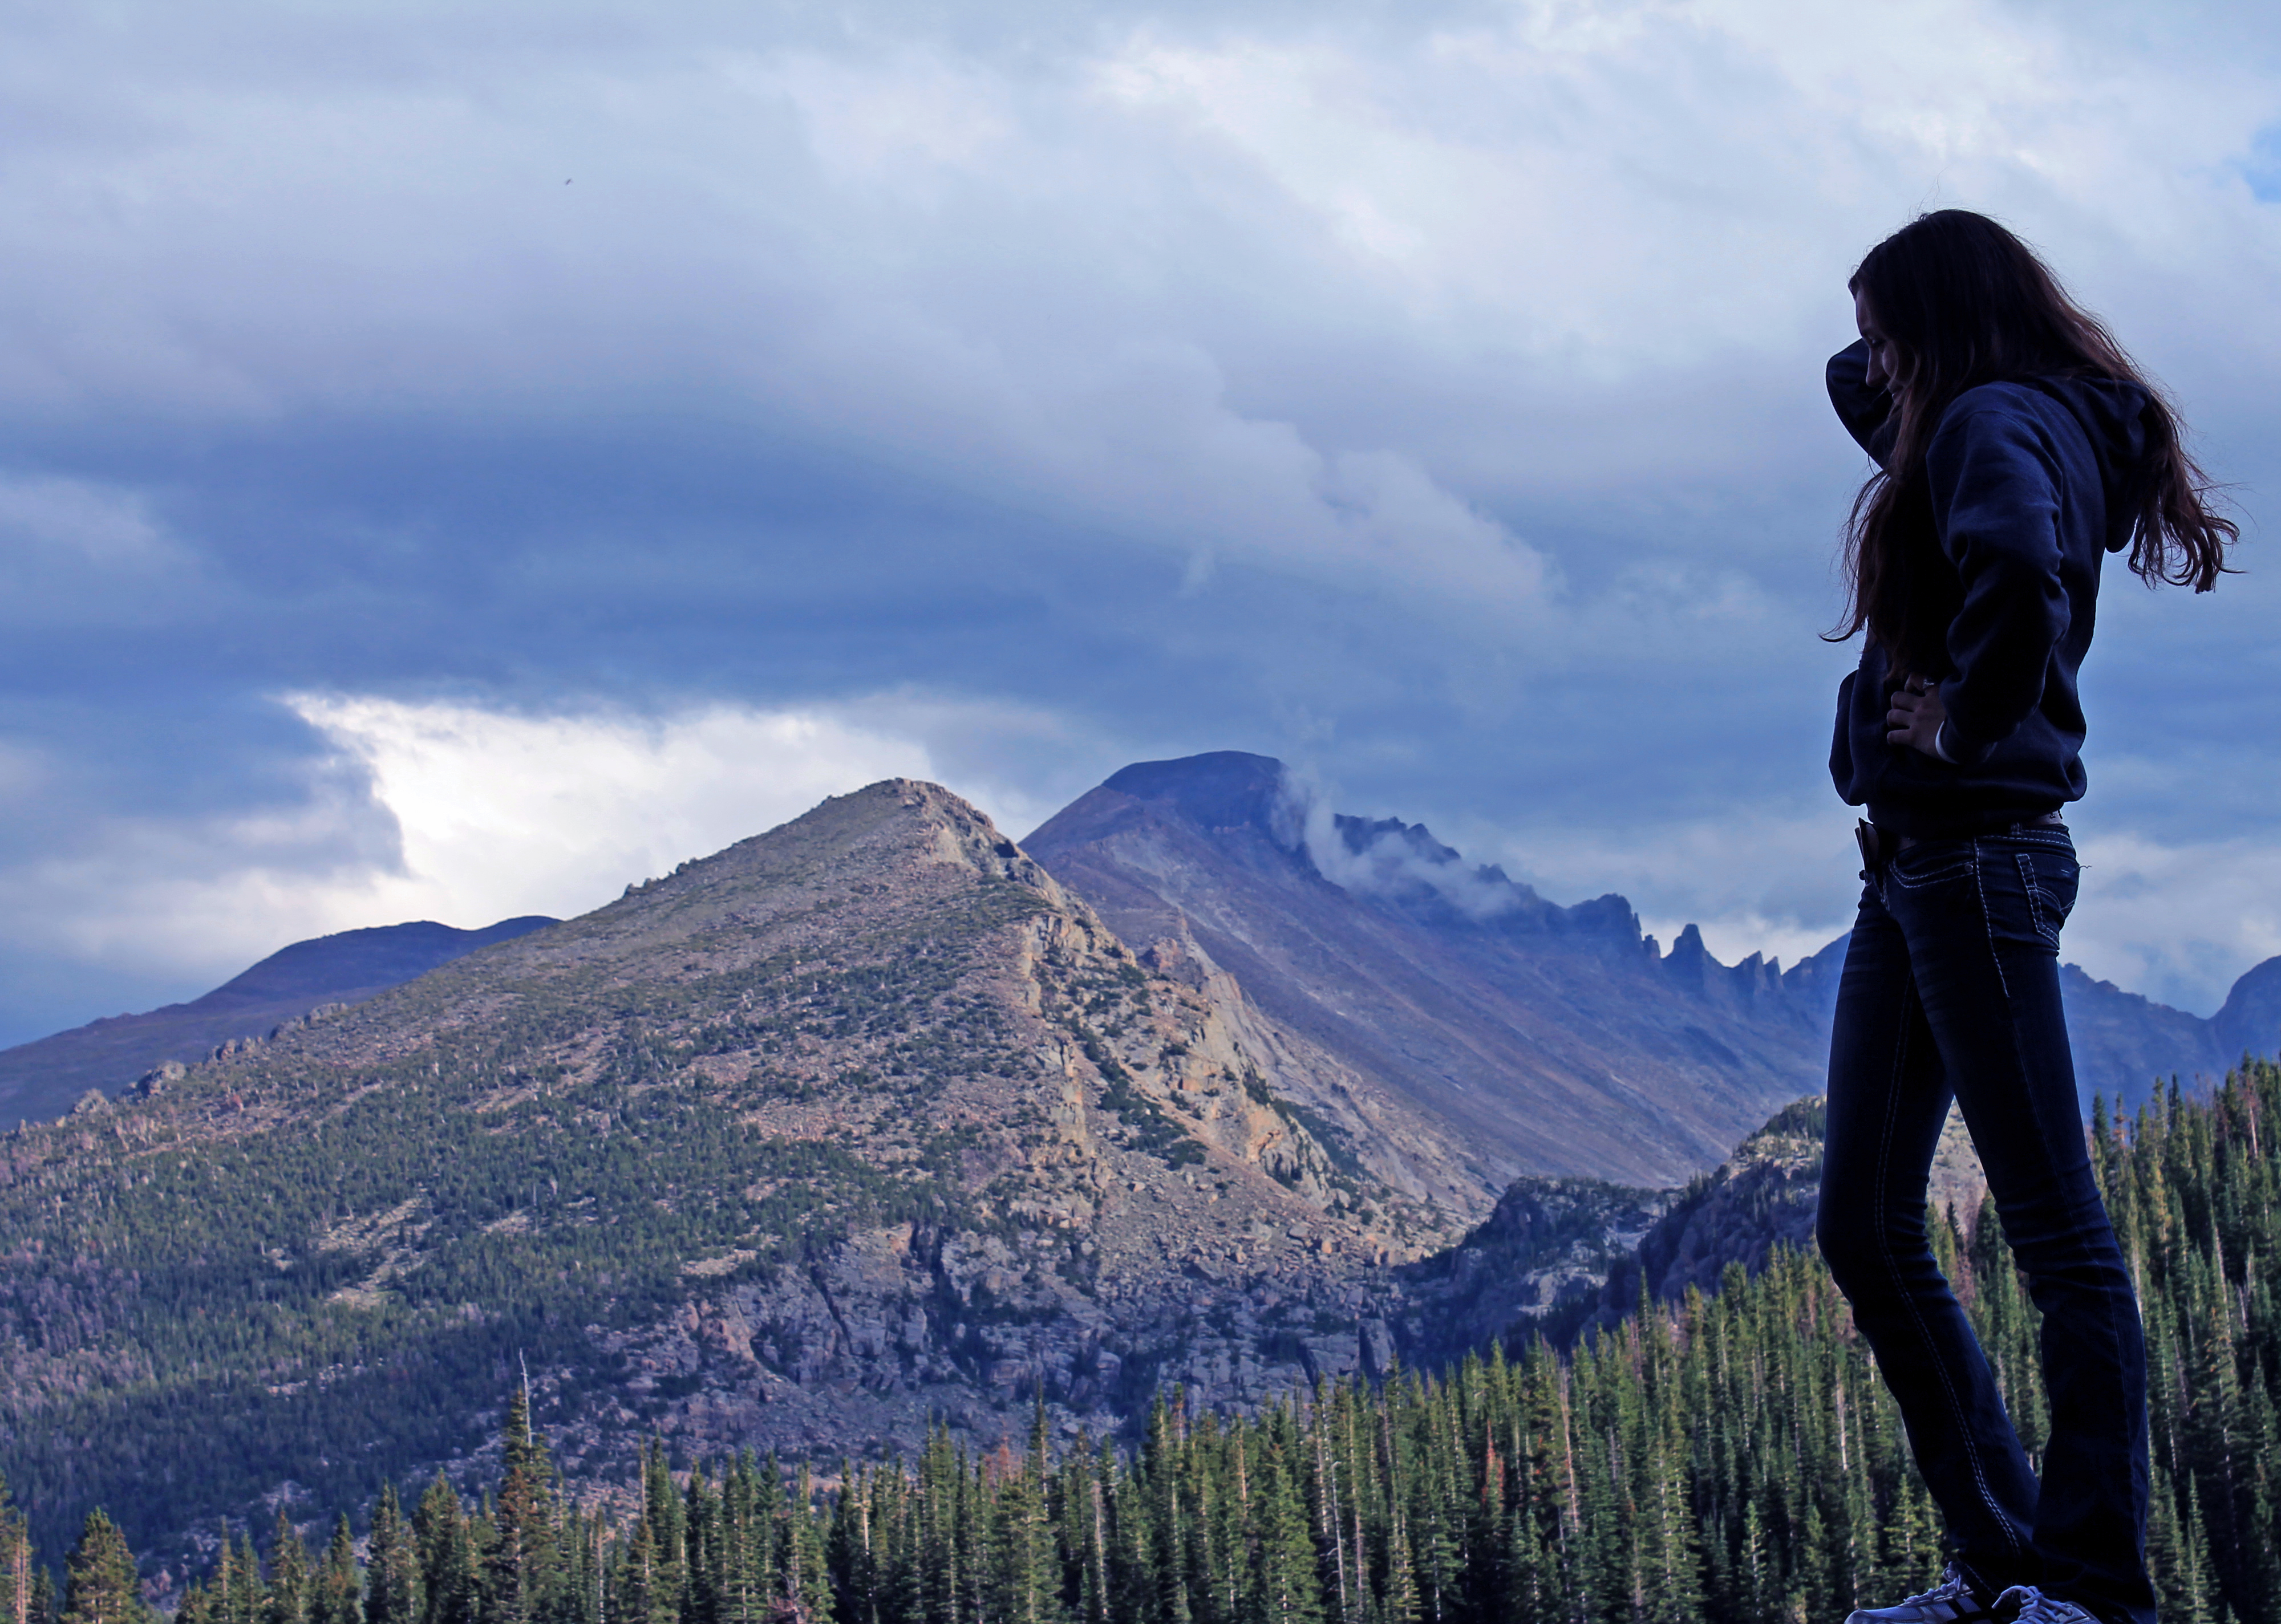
2016, 850, 2079, 948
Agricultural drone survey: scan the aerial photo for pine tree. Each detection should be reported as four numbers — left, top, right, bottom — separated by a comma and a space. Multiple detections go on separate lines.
266, 1515, 313, 1624
779, 1465, 833, 1624
824, 1465, 874, 1624
484, 1387, 560, 1624
415, 1477, 478, 1624
61, 1511, 151, 1624
683, 1464, 722, 1624
367, 1485, 422, 1624
606, 1521, 661, 1624
1141, 1396, 1193, 1624
717, 1457, 764, 1624
637, 1444, 686, 1624
992, 1411, 1063, 1624
0, 1474, 32, 1624
1243, 1441, 1323, 1624
311, 1517, 362, 1624
224, 1532, 268, 1624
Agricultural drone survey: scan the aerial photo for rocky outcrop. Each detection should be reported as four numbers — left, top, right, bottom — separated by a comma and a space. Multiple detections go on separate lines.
1550, 1095, 1991, 1343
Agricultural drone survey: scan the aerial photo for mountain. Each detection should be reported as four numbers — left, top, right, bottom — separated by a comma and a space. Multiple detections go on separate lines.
0, 781, 1526, 1564
1025, 752, 1836, 1192
2215, 956, 2281, 1063
0, 916, 558, 1127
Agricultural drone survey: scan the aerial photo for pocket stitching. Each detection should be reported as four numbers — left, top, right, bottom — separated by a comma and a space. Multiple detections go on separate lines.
1891, 852, 1975, 889
2017, 852, 2052, 944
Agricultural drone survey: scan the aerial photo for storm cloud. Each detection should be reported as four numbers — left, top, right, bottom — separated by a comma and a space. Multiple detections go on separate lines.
5, 0, 2279, 1044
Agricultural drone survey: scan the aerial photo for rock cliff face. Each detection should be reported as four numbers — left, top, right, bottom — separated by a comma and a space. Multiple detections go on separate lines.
1548, 1095, 1992, 1343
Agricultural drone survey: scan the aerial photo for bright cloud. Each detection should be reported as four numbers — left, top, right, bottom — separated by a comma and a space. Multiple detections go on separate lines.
286, 695, 945, 928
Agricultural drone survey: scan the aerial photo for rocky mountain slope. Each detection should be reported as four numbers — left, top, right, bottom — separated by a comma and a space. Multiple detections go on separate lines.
0, 781, 1561, 1564
0, 916, 557, 1127
1026, 753, 1838, 1192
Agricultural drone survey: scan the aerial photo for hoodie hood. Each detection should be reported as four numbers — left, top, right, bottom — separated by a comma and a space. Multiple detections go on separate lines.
2019, 372, 2152, 554
1826, 339, 2154, 553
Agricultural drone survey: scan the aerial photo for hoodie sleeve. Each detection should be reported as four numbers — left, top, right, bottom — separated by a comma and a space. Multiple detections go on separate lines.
1826, 341, 1897, 464
1924, 401, 2072, 765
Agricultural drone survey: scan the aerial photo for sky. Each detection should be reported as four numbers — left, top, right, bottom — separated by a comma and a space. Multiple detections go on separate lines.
5, 0, 2281, 1049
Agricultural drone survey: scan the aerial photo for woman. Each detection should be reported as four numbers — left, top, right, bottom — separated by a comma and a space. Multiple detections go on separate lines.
1814, 211, 2233, 1624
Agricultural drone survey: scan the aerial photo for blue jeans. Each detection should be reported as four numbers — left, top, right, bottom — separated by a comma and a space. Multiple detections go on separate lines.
1817, 826, 2154, 1624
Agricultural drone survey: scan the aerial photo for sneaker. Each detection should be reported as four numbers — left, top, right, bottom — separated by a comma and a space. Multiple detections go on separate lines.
1846, 1566, 1998, 1624
1990, 1588, 2098, 1624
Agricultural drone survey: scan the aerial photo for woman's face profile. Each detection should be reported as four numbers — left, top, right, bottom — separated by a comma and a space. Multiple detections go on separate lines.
1854, 286, 1907, 403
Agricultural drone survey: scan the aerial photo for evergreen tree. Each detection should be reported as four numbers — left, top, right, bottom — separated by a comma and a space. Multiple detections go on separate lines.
779, 1466, 833, 1624
606, 1515, 669, 1624
311, 1517, 362, 1624
683, 1464, 722, 1624
0, 1475, 33, 1624
265, 1515, 312, 1624
221, 1532, 268, 1624
484, 1387, 560, 1624
991, 1418, 1063, 1624
367, 1485, 423, 1624
637, 1444, 686, 1624
60, 1511, 151, 1624
1243, 1441, 1322, 1624
415, 1478, 477, 1624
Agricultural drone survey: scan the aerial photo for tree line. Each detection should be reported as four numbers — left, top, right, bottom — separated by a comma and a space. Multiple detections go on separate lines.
9, 1058, 2279, 1624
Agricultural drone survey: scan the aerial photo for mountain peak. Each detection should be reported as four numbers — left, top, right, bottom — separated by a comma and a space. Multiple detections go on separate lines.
1098, 752, 1292, 835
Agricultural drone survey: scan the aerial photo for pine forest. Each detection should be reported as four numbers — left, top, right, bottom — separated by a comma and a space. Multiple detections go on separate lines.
11, 1061, 2281, 1624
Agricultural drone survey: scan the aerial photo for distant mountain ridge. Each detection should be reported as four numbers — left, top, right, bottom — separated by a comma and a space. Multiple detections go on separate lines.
1026, 752, 1838, 1191
0, 915, 557, 1126
9, 752, 2270, 1146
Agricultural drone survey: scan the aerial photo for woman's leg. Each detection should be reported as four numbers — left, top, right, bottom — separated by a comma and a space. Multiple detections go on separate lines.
1820, 859, 2042, 1601
1884, 830, 2153, 1624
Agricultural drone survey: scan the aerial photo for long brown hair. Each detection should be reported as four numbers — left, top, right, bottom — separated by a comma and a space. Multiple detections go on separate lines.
1832, 210, 2234, 672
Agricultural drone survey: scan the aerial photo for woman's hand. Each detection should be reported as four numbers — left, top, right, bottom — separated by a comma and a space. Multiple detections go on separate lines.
1886, 676, 1950, 759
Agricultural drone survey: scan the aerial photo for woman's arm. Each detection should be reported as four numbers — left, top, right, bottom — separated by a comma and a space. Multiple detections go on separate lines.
1925, 400, 2072, 765
1826, 340, 1897, 463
